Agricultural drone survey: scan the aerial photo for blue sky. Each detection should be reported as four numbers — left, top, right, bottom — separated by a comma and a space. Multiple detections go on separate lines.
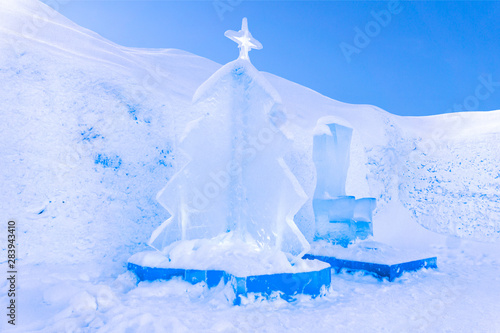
47, 1, 500, 117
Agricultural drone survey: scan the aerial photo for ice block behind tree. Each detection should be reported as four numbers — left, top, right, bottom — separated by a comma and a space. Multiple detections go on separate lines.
313, 123, 353, 199
312, 122, 375, 245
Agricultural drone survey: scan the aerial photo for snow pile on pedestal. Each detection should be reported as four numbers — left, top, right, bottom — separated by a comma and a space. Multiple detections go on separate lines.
2, 1, 500, 330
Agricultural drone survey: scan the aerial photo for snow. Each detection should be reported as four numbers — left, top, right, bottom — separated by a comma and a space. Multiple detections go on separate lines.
0, 0, 499, 331
150, 57, 310, 263
311, 120, 375, 244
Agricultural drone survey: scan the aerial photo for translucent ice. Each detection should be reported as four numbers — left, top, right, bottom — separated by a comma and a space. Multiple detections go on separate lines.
149, 53, 309, 260
354, 198, 376, 222
313, 123, 353, 199
224, 18, 262, 61
312, 122, 355, 243
313, 197, 356, 245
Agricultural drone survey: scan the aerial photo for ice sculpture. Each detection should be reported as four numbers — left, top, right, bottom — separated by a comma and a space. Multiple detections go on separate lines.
306, 121, 437, 280
312, 122, 376, 245
149, 18, 310, 263
313, 123, 353, 198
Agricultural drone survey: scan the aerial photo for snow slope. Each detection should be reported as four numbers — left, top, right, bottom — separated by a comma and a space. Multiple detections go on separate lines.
1, 0, 499, 331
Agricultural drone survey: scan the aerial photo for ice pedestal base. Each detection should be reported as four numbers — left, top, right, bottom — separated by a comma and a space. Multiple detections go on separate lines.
128, 263, 227, 287
304, 240, 437, 281
127, 251, 331, 304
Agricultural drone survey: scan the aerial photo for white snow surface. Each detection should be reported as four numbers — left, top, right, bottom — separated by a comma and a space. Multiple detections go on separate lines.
1, 0, 500, 331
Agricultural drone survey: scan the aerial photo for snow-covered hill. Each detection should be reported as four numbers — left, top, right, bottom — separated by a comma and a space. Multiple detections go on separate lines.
0, 0, 221, 267
1, 1, 500, 332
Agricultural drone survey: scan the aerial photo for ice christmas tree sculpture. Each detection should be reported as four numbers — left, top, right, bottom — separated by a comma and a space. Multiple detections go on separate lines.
148, 18, 311, 268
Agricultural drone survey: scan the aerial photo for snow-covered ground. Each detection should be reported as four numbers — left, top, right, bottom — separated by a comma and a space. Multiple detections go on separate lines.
11, 239, 500, 332
1, 0, 499, 331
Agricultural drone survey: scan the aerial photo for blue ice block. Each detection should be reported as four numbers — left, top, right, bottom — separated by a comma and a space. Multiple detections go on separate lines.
304, 255, 437, 281
313, 197, 356, 246
312, 123, 358, 245
313, 123, 353, 199
354, 198, 376, 222
305, 241, 437, 281
128, 263, 185, 282
353, 198, 376, 239
128, 263, 228, 288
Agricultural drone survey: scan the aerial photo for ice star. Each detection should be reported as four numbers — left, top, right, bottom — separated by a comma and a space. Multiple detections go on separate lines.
224, 18, 262, 61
